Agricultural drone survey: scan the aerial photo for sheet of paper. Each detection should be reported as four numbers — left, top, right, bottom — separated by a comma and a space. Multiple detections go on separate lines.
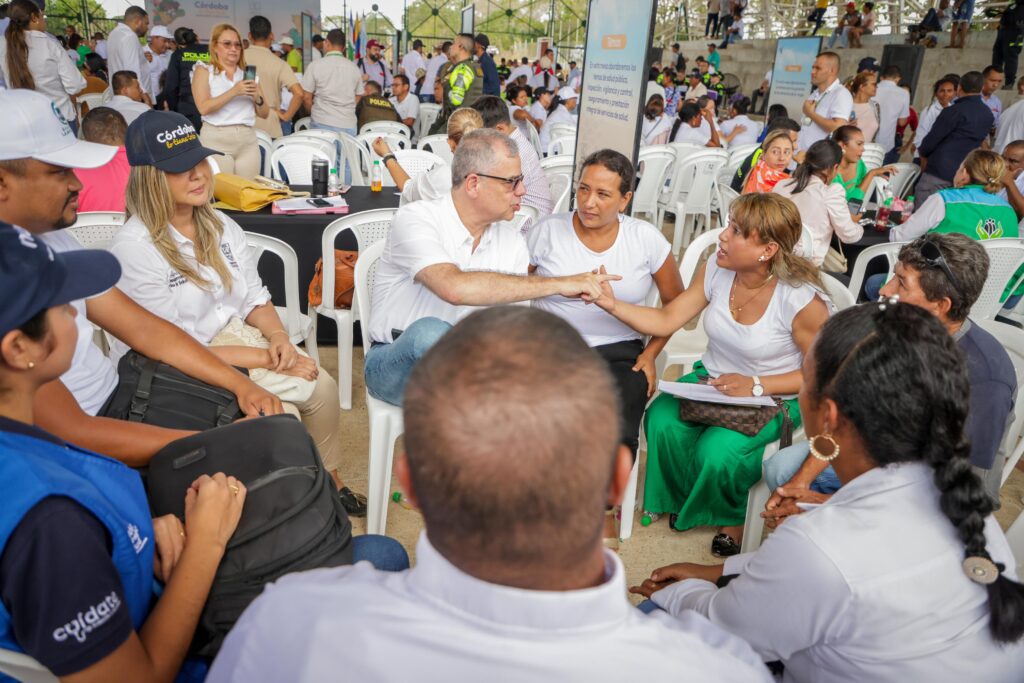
274, 196, 349, 212
657, 380, 776, 407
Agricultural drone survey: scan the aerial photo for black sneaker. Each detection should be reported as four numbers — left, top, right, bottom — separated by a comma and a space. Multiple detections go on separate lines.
339, 487, 367, 517
711, 533, 741, 557
668, 513, 685, 532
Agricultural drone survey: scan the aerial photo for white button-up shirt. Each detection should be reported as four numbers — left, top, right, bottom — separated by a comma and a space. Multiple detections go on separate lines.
797, 78, 853, 151
874, 78, 910, 151
368, 193, 531, 343
207, 533, 773, 682
510, 127, 554, 216
653, 462, 1024, 683
109, 213, 270, 345
0, 30, 85, 120
402, 48, 426, 85
143, 45, 171, 98
107, 23, 151, 97
995, 98, 1024, 153
773, 175, 864, 266
984, 92, 1004, 127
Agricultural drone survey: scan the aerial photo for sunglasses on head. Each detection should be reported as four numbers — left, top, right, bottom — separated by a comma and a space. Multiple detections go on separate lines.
920, 238, 963, 298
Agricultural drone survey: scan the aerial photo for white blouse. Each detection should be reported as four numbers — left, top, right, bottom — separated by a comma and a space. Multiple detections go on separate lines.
0, 30, 85, 120
773, 176, 864, 267
654, 462, 1024, 683
110, 212, 271, 345
528, 212, 671, 347
701, 255, 825, 383
642, 114, 674, 146
195, 62, 256, 127
508, 104, 532, 138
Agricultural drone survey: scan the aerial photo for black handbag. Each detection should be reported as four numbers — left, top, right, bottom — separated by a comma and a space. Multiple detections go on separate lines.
101, 351, 246, 430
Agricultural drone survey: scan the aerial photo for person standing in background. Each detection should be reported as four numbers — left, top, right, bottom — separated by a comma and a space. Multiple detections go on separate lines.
875, 65, 910, 164
310, 34, 323, 61
143, 25, 173, 104
474, 33, 499, 96
279, 35, 301, 72
706, 43, 720, 71
107, 6, 152, 102
993, 0, 1024, 90
245, 15, 302, 139
403, 38, 426, 96
358, 39, 392, 91
160, 26, 208, 131
422, 41, 450, 103
92, 30, 107, 58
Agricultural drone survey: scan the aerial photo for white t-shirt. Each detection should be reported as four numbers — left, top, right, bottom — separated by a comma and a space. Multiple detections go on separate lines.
423, 54, 448, 92
368, 193, 531, 343
701, 255, 825, 384
509, 104, 532, 137
399, 163, 452, 205
528, 212, 671, 346
390, 93, 420, 125
109, 213, 271, 345
94, 39, 108, 59
106, 94, 151, 125
642, 114, 674, 145
39, 230, 119, 415
720, 115, 761, 147
874, 79, 911, 151
195, 63, 256, 127
402, 49, 426, 86
995, 98, 1024, 153
672, 121, 711, 145
798, 78, 854, 151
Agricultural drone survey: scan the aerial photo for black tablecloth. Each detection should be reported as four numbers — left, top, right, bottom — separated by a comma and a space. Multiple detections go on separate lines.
835, 210, 900, 299
226, 186, 400, 343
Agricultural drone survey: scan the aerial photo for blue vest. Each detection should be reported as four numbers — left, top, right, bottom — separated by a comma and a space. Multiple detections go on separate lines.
0, 430, 157, 657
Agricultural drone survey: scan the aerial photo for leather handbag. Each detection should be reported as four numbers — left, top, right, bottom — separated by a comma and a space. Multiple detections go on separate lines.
823, 242, 848, 274
678, 392, 794, 446
308, 250, 358, 309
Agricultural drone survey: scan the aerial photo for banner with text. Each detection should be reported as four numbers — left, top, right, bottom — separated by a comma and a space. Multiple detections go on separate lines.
766, 37, 822, 122
574, 0, 657, 185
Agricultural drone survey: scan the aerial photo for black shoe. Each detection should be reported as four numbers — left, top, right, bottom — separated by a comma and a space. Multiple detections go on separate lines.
668, 513, 685, 532
711, 533, 741, 557
339, 487, 367, 517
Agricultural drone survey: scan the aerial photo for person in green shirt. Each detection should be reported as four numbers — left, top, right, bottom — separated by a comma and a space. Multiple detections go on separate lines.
706, 43, 721, 71
831, 125, 897, 202
280, 35, 302, 72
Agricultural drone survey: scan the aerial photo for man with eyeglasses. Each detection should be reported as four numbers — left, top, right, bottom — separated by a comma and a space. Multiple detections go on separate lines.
760, 234, 1016, 524
362, 129, 620, 406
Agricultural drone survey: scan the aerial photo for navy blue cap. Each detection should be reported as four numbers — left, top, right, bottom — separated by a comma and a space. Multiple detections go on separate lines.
0, 225, 121, 336
125, 110, 222, 174
859, 57, 880, 73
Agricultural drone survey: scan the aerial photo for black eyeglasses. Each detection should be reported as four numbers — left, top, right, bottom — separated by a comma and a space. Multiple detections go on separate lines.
474, 172, 525, 191
920, 239, 963, 297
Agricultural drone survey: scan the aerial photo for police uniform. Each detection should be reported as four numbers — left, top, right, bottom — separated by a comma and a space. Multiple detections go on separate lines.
161, 42, 211, 132
356, 94, 402, 130
429, 57, 484, 135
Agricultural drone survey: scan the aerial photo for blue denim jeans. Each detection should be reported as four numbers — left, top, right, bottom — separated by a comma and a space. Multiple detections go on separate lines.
364, 317, 453, 406
864, 273, 887, 302
763, 441, 843, 493
351, 534, 410, 571
828, 26, 850, 48
310, 121, 357, 184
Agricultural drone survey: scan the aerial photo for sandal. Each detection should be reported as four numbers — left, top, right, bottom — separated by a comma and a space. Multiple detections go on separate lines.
339, 487, 368, 517
711, 533, 741, 557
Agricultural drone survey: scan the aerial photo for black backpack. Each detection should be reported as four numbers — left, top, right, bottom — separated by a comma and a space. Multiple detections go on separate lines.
147, 415, 353, 656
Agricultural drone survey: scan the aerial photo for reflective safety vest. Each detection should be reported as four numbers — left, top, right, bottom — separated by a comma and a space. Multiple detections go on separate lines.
430, 58, 484, 135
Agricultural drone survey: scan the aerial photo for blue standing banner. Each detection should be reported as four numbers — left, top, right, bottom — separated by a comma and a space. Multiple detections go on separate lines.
766, 37, 823, 121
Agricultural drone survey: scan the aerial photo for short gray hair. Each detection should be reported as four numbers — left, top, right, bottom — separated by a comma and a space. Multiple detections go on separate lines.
451, 129, 519, 188
453, 34, 474, 54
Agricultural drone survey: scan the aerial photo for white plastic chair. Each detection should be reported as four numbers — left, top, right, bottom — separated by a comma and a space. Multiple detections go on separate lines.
269, 143, 333, 185
646, 80, 666, 101
311, 208, 398, 410
353, 239, 405, 535
658, 147, 726, 227
861, 142, 886, 169
540, 154, 575, 185
390, 149, 446, 187
356, 131, 411, 173
741, 426, 807, 553
294, 116, 312, 131
547, 133, 576, 157
975, 319, 1024, 486
416, 103, 441, 140
887, 162, 921, 199
663, 151, 728, 255
359, 120, 411, 139
525, 118, 544, 159
255, 129, 273, 178
77, 92, 108, 124
244, 232, 318, 359
631, 145, 676, 222
717, 184, 740, 227
548, 172, 572, 213
0, 649, 57, 683
416, 134, 454, 166
67, 211, 126, 249
821, 272, 855, 310
547, 121, 577, 140
847, 241, 905, 300
727, 143, 760, 168
974, 239, 1024, 321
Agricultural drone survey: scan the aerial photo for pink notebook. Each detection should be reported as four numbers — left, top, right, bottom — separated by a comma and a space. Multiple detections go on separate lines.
271, 204, 350, 215
272, 197, 350, 215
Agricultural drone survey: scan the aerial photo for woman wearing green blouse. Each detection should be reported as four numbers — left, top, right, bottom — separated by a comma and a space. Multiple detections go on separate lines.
831, 125, 897, 203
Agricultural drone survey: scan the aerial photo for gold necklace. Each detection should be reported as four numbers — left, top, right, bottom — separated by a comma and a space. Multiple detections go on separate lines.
729, 274, 774, 320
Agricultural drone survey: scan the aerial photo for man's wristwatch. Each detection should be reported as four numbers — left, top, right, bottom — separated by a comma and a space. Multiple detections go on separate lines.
382, 153, 397, 165
752, 376, 765, 397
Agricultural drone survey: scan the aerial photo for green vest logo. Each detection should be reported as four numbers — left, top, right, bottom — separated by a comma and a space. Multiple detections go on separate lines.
975, 217, 1004, 240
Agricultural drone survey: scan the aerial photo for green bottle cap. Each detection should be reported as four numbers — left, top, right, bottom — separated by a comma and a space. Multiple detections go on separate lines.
392, 491, 402, 502
641, 515, 652, 527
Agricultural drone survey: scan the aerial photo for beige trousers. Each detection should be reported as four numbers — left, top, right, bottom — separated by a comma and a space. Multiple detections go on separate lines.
199, 123, 260, 179
281, 370, 342, 474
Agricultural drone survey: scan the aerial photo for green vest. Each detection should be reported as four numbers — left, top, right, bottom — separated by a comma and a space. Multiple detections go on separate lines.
931, 185, 1022, 299
429, 59, 484, 135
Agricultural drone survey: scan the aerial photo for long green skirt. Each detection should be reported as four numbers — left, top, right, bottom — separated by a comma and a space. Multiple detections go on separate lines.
642, 362, 802, 531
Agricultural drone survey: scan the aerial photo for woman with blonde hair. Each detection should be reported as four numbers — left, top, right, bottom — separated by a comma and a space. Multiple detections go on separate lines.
0, 0, 86, 131
742, 129, 794, 194
373, 107, 484, 204
590, 192, 831, 555
191, 23, 267, 178
110, 110, 367, 517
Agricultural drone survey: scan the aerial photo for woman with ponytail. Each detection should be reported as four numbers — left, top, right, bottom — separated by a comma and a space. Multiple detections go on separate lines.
631, 300, 1024, 682
0, 0, 86, 131
590, 193, 831, 555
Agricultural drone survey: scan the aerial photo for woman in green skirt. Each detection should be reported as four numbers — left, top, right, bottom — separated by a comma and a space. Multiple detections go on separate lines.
589, 193, 831, 556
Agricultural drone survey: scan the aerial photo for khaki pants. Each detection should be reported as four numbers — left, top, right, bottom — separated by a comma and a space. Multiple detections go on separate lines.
199, 123, 260, 179
281, 370, 343, 474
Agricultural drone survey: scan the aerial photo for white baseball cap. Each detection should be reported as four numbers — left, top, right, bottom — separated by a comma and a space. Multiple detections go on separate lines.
149, 25, 173, 40
279, 36, 294, 46
0, 90, 117, 169
557, 86, 579, 101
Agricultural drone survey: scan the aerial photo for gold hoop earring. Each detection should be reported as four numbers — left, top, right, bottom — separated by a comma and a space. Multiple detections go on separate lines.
809, 432, 840, 462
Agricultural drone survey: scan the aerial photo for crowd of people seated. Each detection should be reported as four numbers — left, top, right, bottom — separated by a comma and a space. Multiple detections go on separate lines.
4, 16, 1024, 682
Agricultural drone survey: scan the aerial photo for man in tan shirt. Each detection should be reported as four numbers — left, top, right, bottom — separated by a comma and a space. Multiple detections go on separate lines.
245, 15, 303, 138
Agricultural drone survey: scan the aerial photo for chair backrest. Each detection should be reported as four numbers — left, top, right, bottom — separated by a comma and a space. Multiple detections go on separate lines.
354, 239, 387, 351
244, 232, 303, 334
319, 208, 398, 314
661, 148, 728, 211
68, 212, 127, 249
975, 239, 1024, 321
680, 227, 725, 286
821, 272, 855, 310
276, 132, 339, 167
673, 151, 728, 216
355, 133, 411, 187
393, 149, 445, 180
631, 145, 676, 217
338, 132, 371, 185
975, 319, 1024, 485
861, 142, 885, 169
359, 120, 411, 139
269, 143, 333, 184
416, 103, 442, 140
540, 154, 575, 177
548, 172, 573, 213
888, 162, 920, 199
718, 184, 740, 222
728, 143, 760, 168
646, 80, 665, 101
0, 649, 57, 683
255, 130, 274, 178
294, 116, 312, 131
525, 118, 544, 158
547, 133, 576, 157
847, 241, 905, 300
416, 134, 454, 166
547, 122, 576, 140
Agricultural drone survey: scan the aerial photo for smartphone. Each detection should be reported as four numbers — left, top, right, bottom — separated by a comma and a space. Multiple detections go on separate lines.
307, 198, 331, 208
244, 65, 257, 81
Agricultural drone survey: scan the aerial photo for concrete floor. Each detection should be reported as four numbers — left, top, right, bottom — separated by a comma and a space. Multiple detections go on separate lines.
320, 345, 1024, 600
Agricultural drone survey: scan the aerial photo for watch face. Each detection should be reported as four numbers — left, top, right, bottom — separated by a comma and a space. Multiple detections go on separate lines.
752, 384, 764, 397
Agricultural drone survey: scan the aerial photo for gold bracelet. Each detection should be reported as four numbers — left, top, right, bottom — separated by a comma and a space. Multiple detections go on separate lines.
267, 329, 289, 339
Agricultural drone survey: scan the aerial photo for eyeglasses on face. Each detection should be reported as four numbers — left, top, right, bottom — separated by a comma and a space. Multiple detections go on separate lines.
920, 239, 963, 298
474, 172, 525, 191
218, 40, 242, 49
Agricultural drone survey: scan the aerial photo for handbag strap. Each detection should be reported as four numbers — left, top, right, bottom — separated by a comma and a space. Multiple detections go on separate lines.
775, 399, 794, 448
129, 355, 159, 423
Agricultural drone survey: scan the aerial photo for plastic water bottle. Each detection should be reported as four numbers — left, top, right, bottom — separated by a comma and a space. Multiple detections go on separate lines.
900, 195, 914, 224
640, 511, 661, 526
371, 160, 383, 192
875, 197, 893, 231
327, 168, 340, 197
391, 491, 415, 510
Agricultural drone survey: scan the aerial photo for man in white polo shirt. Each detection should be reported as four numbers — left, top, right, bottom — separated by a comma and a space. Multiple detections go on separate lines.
798, 51, 853, 152
360, 129, 614, 405
209, 306, 773, 683
390, 73, 420, 133
0, 89, 281, 464
875, 64, 911, 164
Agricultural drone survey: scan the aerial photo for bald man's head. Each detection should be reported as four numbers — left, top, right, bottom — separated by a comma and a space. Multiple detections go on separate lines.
403, 307, 621, 571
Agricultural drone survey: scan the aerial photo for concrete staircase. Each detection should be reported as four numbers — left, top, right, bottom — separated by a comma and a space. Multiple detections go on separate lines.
667, 31, 1003, 112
